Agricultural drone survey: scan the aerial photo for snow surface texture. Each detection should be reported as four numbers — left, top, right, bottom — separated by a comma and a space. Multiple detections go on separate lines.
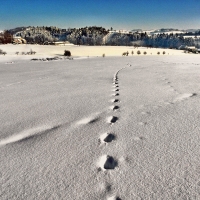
0, 54, 200, 199
0, 44, 184, 64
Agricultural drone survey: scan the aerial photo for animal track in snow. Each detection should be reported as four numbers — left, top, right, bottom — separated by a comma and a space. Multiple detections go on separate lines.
97, 67, 124, 197
110, 105, 120, 111
112, 93, 119, 96
111, 99, 120, 103
100, 182, 113, 194
133, 136, 145, 141
138, 122, 147, 126
107, 196, 122, 200
115, 89, 119, 91
174, 93, 197, 102
99, 133, 115, 143
107, 116, 118, 124
141, 111, 151, 115
98, 155, 117, 170
112, 88, 119, 92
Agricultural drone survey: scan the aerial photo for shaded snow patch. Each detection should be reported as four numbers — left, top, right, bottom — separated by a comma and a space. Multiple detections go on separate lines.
77, 113, 100, 125
0, 125, 59, 146
174, 93, 197, 102
134, 136, 145, 141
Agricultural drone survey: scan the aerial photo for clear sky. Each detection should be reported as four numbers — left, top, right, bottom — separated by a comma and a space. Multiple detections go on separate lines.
1, 0, 200, 30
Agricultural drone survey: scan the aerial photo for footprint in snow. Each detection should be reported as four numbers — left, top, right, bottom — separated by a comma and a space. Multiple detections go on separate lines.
133, 136, 145, 141
141, 111, 151, 115
110, 105, 119, 111
98, 155, 117, 170
113, 81, 118, 85
138, 122, 147, 126
107, 116, 118, 124
99, 133, 115, 144
174, 93, 197, 102
111, 99, 120, 103
107, 195, 122, 200
112, 93, 119, 96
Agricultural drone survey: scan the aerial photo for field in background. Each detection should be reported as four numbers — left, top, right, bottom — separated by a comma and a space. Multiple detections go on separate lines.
0, 44, 186, 63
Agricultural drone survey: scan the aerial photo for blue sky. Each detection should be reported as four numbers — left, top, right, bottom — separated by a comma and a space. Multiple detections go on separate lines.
1, 0, 200, 30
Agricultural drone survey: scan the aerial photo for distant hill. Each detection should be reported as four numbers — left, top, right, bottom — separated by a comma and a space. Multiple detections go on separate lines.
1, 26, 200, 49
156, 28, 180, 32
142, 28, 184, 35
131, 28, 200, 35
8, 27, 27, 35
131, 29, 143, 32
9, 26, 66, 43
185, 29, 200, 33
7, 26, 109, 45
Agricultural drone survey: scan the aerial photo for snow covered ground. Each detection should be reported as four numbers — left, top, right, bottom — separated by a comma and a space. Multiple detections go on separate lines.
0, 44, 184, 62
0, 49, 200, 199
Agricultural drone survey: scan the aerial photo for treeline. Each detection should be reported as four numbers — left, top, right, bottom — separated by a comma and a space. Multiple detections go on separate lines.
0, 31, 12, 44
66, 26, 109, 45
67, 30, 200, 49
1, 26, 200, 49
73, 31, 199, 49
12, 26, 62, 44
4, 26, 109, 45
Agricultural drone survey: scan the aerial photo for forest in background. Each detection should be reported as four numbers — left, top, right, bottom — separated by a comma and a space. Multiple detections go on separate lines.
0, 26, 200, 49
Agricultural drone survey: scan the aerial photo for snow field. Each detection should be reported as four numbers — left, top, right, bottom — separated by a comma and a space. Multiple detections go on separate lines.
0, 55, 200, 199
